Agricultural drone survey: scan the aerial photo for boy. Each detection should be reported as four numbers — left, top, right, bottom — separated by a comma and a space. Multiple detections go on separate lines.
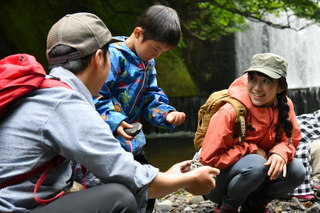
94, 5, 186, 157
0, 12, 219, 213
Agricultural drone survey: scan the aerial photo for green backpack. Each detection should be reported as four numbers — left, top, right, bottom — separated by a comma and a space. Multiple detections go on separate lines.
193, 89, 249, 151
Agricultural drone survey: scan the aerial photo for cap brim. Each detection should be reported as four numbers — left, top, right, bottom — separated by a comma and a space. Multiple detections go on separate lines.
243, 68, 282, 79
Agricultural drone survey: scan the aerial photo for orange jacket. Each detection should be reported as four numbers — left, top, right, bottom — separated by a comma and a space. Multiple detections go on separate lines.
200, 74, 301, 170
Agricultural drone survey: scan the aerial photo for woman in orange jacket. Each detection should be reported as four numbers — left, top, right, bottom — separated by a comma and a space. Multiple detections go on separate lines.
200, 53, 305, 213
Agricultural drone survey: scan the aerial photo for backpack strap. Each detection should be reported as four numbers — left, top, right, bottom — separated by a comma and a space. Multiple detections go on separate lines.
224, 97, 248, 143
40, 77, 72, 90
33, 156, 66, 204
0, 155, 63, 190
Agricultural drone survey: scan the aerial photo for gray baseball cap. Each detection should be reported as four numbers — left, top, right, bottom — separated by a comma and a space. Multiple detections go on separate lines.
46, 12, 121, 65
243, 53, 287, 79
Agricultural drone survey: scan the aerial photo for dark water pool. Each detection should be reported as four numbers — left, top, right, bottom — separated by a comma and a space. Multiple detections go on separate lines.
143, 136, 196, 172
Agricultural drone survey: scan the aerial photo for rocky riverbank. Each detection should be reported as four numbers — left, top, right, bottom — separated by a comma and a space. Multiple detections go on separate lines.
153, 176, 320, 213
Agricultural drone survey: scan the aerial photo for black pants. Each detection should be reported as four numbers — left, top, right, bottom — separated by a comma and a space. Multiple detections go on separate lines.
134, 151, 155, 213
31, 183, 137, 213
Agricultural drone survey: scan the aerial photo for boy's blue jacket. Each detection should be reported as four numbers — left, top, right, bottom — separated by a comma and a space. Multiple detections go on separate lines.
94, 36, 176, 155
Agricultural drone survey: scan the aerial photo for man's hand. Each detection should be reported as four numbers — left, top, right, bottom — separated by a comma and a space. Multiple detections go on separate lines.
148, 163, 219, 198
185, 166, 220, 195
165, 160, 191, 174
116, 121, 134, 140
166, 111, 186, 126
264, 153, 287, 180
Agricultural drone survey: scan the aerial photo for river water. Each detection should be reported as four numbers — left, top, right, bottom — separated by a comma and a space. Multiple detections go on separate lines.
144, 135, 196, 172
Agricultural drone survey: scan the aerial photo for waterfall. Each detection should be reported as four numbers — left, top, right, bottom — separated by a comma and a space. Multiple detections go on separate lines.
234, 16, 320, 89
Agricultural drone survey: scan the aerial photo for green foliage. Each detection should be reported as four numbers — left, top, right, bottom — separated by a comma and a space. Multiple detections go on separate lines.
90, 0, 151, 36
1, 0, 320, 97
155, 49, 199, 97
0, 0, 65, 65
159, 0, 320, 41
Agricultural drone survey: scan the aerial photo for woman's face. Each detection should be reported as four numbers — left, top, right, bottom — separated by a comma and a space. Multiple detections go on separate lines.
247, 72, 283, 107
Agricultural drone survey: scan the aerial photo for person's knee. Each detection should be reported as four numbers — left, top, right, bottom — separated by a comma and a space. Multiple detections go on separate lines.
105, 184, 138, 213
241, 154, 268, 178
289, 159, 306, 184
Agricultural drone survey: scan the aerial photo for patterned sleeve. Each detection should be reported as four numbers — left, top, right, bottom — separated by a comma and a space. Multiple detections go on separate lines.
141, 64, 176, 129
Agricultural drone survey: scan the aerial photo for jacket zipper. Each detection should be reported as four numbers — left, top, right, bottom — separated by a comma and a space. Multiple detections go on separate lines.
259, 107, 275, 143
128, 61, 148, 116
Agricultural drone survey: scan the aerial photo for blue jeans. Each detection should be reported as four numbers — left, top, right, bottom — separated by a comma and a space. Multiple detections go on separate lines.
206, 154, 305, 209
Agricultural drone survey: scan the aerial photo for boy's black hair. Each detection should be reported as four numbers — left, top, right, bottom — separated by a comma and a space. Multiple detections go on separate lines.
135, 5, 181, 47
48, 45, 108, 74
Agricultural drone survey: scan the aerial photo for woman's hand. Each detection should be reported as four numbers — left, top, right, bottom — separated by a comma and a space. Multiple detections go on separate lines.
264, 153, 287, 180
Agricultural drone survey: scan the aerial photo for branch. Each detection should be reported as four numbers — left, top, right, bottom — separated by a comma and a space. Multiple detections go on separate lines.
209, 0, 316, 31
180, 21, 207, 41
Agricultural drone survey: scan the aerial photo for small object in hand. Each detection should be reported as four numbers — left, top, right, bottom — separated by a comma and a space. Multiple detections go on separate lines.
124, 123, 143, 137
190, 150, 216, 180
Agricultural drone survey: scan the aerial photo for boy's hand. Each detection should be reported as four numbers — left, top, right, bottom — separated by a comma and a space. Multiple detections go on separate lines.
117, 121, 134, 141
166, 111, 186, 126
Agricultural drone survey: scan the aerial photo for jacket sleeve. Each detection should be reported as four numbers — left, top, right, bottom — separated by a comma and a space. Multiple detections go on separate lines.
269, 98, 301, 163
94, 52, 127, 133
200, 103, 258, 170
141, 64, 176, 129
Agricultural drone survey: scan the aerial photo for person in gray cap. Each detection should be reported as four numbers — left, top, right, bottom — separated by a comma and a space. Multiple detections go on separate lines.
199, 53, 305, 212
0, 12, 219, 213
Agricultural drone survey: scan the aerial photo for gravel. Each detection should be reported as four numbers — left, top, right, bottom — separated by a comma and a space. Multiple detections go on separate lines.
153, 176, 320, 213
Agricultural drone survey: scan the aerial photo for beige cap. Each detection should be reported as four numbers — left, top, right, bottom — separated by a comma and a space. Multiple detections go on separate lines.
243, 53, 287, 79
46, 12, 121, 65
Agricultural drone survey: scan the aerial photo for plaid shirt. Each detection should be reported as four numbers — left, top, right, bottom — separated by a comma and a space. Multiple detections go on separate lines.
293, 110, 320, 195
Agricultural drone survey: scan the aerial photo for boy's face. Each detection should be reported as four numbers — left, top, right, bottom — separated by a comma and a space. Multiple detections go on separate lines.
135, 33, 172, 61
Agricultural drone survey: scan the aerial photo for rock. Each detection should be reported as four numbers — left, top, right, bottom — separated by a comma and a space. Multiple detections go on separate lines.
307, 203, 320, 213
199, 200, 215, 208
183, 206, 193, 212
189, 196, 204, 204
156, 200, 173, 212
153, 184, 320, 213
290, 196, 307, 211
